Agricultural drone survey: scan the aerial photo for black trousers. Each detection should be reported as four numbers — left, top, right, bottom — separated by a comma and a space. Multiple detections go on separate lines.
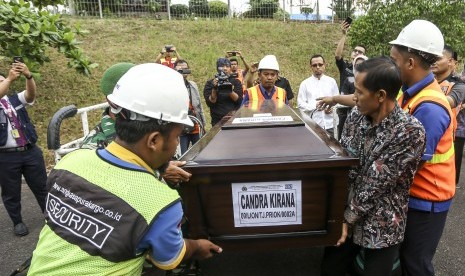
321, 237, 401, 276
0, 145, 47, 225
400, 209, 448, 276
454, 137, 464, 184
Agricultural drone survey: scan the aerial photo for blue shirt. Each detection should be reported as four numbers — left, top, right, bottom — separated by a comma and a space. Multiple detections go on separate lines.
401, 73, 450, 161
401, 73, 452, 212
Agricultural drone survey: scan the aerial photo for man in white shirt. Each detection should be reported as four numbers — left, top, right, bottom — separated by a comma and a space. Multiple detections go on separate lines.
298, 54, 339, 136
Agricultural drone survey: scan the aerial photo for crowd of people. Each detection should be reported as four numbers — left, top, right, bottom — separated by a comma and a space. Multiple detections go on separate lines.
0, 18, 464, 276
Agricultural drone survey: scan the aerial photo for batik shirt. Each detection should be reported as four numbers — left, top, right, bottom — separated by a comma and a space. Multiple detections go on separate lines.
341, 104, 425, 248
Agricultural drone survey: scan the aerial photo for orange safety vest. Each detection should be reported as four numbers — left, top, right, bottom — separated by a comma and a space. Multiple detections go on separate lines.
160, 57, 177, 69
233, 69, 247, 93
245, 85, 286, 110
397, 81, 455, 201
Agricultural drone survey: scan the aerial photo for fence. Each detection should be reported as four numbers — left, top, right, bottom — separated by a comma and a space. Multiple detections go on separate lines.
62, 0, 363, 22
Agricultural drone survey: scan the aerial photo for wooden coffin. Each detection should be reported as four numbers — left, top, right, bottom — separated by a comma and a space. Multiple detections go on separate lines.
179, 100, 358, 251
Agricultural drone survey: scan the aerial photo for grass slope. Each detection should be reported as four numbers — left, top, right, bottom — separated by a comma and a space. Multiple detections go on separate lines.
3, 18, 347, 168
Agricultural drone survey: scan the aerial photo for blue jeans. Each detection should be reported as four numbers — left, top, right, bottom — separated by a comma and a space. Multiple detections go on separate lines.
180, 133, 200, 155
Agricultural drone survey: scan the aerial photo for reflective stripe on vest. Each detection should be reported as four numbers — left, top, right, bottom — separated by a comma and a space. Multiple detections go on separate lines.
28, 149, 180, 275
398, 89, 454, 164
247, 85, 286, 109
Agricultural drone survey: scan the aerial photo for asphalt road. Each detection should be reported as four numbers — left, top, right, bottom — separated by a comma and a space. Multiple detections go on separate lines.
1, 167, 464, 276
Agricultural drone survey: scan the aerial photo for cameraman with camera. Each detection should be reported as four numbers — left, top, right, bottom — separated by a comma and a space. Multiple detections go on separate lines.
155, 44, 182, 69
204, 58, 243, 126
174, 60, 206, 154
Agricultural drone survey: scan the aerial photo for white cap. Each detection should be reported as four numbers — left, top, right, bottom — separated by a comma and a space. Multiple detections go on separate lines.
107, 63, 193, 126
389, 19, 444, 57
258, 55, 280, 71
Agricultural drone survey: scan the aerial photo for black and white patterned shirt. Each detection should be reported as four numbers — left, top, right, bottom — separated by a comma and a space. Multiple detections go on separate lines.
341, 104, 426, 248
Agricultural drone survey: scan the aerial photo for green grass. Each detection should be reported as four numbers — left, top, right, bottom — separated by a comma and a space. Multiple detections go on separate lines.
2, 18, 347, 168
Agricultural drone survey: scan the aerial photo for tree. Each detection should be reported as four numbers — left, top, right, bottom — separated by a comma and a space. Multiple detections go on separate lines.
208, 1, 228, 18
249, 0, 279, 18
301, 6, 314, 20
349, 0, 465, 57
170, 4, 189, 18
328, 0, 354, 20
0, 0, 96, 76
189, 0, 209, 17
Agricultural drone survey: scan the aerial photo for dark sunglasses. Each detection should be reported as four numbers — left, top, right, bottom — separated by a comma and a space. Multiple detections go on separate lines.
311, 63, 324, 68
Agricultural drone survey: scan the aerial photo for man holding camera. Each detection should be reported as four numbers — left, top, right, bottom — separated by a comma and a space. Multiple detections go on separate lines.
175, 60, 206, 154
204, 58, 243, 127
227, 51, 250, 91
0, 59, 47, 237
155, 44, 183, 69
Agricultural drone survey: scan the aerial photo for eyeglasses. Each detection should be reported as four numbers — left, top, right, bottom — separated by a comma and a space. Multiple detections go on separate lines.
311, 63, 325, 68
353, 49, 365, 55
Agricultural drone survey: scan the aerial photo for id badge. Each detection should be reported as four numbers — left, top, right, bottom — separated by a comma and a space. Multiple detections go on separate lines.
11, 129, 20, 138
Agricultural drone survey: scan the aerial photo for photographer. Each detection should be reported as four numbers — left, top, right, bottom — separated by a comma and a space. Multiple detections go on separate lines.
155, 44, 182, 69
203, 58, 243, 126
175, 60, 206, 154
0, 59, 47, 237
227, 51, 250, 91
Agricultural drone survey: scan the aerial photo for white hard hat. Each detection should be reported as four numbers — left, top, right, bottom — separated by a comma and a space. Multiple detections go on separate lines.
258, 55, 280, 71
389, 19, 444, 57
107, 63, 193, 126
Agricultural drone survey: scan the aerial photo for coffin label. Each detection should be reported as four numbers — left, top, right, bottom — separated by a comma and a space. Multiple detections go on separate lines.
232, 116, 293, 124
231, 180, 302, 227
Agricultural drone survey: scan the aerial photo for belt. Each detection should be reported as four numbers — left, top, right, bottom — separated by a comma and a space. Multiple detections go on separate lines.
0, 144, 33, 153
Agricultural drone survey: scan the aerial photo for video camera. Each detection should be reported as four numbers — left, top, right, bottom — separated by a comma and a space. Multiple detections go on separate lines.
215, 71, 233, 93
177, 68, 191, 75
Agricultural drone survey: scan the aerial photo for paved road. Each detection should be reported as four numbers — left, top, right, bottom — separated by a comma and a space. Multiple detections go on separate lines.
1, 169, 464, 276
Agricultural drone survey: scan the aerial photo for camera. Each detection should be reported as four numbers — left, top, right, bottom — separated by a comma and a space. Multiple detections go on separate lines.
177, 68, 191, 75
13, 56, 24, 63
215, 71, 233, 93
165, 45, 174, 52
227, 51, 237, 56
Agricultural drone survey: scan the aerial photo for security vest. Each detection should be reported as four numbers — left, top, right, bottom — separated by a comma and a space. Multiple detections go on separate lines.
28, 149, 181, 275
245, 85, 286, 110
0, 94, 37, 146
160, 57, 177, 69
397, 81, 455, 201
440, 79, 459, 134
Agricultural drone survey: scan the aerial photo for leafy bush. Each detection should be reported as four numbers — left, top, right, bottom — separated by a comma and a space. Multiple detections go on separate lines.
249, 0, 279, 18
349, 0, 465, 56
0, 0, 96, 75
147, 0, 161, 13
170, 4, 189, 18
301, 7, 314, 20
189, 0, 209, 17
273, 8, 289, 21
328, 0, 354, 20
209, 1, 228, 18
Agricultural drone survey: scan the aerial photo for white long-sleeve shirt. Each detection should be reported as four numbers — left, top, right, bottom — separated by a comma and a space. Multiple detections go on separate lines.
297, 74, 339, 130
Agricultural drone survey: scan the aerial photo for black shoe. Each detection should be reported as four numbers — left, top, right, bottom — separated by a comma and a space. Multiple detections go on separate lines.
14, 222, 29, 236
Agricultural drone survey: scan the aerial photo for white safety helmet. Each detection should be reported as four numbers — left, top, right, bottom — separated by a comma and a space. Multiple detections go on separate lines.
389, 19, 444, 57
107, 63, 193, 126
258, 55, 280, 71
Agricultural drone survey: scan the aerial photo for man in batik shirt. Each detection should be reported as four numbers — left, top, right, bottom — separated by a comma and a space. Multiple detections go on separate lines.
321, 57, 426, 276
